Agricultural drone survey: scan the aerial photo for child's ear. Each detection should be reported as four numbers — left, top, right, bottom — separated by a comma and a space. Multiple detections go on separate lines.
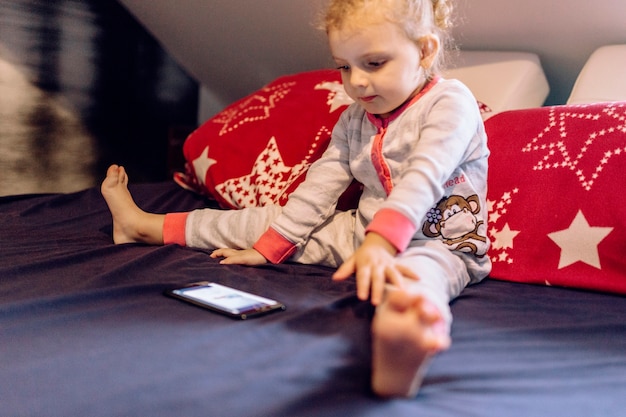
418, 35, 440, 69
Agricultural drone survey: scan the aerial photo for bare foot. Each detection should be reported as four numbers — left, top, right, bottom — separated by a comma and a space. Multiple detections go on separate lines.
371, 289, 451, 398
101, 165, 164, 245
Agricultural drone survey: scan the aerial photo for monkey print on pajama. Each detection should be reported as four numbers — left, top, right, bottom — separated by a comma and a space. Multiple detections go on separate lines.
422, 194, 488, 257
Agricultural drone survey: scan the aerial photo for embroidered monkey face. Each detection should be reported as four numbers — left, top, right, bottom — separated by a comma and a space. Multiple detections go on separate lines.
439, 203, 478, 240
423, 194, 488, 256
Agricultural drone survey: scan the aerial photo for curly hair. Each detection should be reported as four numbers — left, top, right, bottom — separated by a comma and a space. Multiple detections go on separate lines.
320, 0, 456, 75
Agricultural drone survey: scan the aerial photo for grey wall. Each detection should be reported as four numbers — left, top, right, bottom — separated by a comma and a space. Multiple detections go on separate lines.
118, 0, 626, 113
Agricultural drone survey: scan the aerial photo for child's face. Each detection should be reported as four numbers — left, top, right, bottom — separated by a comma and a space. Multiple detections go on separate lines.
329, 20, 428, 118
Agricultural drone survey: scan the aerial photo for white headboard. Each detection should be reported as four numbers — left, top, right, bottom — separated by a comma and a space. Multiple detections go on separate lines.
119, 0, 626, 112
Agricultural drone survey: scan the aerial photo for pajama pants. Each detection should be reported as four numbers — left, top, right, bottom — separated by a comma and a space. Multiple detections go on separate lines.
173, 205, 475, 327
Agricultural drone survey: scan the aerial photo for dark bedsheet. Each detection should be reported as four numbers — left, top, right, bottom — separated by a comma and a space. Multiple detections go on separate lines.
2, 182, 626, 417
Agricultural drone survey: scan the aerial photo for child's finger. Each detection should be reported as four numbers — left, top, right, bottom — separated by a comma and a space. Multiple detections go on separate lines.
395, 264, 419, 282
384, 266, 406, 289
370, 269, 386, 305
332, 257, 356, 281
210, 248, 237, 258
355, 267, 372, 302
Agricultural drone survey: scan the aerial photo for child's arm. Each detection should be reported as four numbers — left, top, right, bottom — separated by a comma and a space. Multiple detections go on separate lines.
333, 232, 418, 305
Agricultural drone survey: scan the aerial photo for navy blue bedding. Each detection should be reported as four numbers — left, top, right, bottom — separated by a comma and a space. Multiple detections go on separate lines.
2, 182, 626, 417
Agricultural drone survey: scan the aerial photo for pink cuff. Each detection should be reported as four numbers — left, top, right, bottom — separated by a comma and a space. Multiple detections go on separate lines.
163, 212, 189, 246
253, 227, 297, 264
365, 208, 416, 252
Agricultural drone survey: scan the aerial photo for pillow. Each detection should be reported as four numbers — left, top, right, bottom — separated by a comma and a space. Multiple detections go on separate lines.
443, 50, 550, 120
174, 69, 360, 210
485, 102, 626, 294
567, 44, 626, 104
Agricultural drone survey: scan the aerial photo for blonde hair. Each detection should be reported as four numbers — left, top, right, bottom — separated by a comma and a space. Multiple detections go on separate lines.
321, 0, 455, 75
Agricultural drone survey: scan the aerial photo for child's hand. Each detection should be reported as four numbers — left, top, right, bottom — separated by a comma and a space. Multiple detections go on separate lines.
332, 233, 418, 305
210, 248, 268, 266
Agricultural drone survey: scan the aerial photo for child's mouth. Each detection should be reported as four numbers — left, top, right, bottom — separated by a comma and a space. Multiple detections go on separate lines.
360, 95, 377, 103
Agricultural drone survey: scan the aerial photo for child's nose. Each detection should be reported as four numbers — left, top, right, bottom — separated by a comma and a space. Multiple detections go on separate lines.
349, 68, 368, 88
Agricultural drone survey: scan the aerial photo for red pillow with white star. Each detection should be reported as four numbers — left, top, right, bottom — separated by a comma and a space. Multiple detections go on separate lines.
485, 101, 626, 294
174, 69, 359, 209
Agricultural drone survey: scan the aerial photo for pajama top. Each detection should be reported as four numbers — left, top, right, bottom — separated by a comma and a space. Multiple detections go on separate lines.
253, 77, 491, 281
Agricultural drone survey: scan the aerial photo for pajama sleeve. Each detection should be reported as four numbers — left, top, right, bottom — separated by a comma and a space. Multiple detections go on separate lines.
252, 109, 356, 263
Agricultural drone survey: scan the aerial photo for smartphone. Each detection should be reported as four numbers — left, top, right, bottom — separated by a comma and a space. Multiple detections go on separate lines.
165, 281, 286, 319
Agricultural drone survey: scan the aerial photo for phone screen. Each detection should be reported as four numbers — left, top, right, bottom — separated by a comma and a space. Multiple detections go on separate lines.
168, 282, 285, 319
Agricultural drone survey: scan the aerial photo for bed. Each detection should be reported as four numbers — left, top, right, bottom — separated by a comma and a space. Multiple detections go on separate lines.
2, 49, 626, 416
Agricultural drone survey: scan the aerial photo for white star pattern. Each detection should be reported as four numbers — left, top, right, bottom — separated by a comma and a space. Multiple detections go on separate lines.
521, 102, 626, 191
488, 188, 519, 264
210, 81, 295, 136
314, 81, 354, 112
202, 76, 352, 208
192, 146, 217, 186
547, 210, 613, 270
491, 223, 520, 250
215, 127, 331, 208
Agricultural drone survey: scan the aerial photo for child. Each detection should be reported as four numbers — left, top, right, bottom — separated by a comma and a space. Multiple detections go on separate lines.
101, 0, 490, 398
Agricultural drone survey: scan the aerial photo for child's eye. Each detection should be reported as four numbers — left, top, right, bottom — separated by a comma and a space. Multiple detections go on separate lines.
368, 61, 385, 68
336, 65, 350, 71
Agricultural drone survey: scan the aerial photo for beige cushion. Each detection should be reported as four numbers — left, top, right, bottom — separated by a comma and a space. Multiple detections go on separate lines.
444, 50, 549, 119
567, 45, 626, 104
